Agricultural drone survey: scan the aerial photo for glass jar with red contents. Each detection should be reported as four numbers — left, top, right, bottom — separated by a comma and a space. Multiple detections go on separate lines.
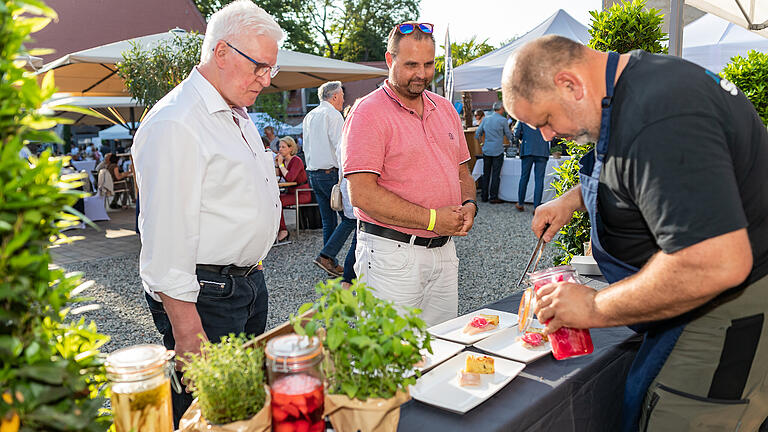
266, 334, 324, 432
518, 265, 594, 360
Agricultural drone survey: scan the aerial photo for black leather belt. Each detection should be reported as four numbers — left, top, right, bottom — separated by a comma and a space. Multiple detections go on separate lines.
196, 264, 259, 277
308, 168, 338, 174
358, 221, 450, 249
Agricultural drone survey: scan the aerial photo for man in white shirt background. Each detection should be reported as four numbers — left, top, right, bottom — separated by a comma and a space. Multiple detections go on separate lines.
131, 1, 283, 425
302, 81, 355, 276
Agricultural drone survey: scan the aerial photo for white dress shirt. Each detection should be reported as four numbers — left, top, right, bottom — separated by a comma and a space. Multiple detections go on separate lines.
302, 100, 344, 170
132, 67, 281, 303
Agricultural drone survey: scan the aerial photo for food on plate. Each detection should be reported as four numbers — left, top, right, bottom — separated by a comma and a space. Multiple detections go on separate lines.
462, 314, 500, 335
457, 369, 481, 387
465, 354, 495, 374
519, 332, 545, 348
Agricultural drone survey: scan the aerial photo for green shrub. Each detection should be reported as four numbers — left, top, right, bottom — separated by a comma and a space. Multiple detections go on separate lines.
291, 279, 431, 401
551, 0, 667, 265
0, 1, 110, 430
183, 334, 267, 424
721, 50, 768, 126
117, 31, 202, 110
588, 0, 667, 54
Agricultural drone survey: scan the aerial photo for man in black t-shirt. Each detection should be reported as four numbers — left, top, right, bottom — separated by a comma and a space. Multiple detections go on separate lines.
502, 35, 768, 431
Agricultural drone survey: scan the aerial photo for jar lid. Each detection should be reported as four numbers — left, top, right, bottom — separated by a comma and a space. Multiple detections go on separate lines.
265, 334, 322, 363
529, 265, 577, 280
105, 344, 174, 381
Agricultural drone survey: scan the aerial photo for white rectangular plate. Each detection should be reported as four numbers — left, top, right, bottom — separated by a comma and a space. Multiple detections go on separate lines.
473, 326, 551, 363
417, 339, 465, 372
427, 308, 518, 345
410, 351, 525, 414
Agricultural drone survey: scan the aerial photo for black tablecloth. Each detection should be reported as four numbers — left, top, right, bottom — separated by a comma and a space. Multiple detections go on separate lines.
398, 282, 641, 432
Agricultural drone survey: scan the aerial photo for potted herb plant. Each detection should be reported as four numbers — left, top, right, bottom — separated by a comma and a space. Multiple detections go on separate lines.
179, 334, 271, 431
291, 279, 432, 432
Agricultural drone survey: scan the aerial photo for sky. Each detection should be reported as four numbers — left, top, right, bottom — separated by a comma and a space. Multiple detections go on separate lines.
417, 0, 602, 48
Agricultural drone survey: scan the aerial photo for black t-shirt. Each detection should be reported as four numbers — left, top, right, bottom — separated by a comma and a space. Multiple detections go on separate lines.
599, 50, 768, 285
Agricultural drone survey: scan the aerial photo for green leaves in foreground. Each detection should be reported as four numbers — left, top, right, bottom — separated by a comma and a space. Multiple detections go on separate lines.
183, 334, 267, 425
291, 279, 432, 401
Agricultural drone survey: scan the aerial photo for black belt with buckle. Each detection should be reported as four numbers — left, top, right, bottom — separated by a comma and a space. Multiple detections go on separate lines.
358, 221, 450, 249
196, 264, 259, 277
309, 168, 338, 174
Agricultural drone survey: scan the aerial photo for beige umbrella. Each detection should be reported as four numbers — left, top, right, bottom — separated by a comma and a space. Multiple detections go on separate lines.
42, 95, 146, 126
37, 29, 388, 97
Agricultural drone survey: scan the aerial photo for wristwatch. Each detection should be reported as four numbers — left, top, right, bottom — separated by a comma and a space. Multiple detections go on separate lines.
462, 199, 479, 217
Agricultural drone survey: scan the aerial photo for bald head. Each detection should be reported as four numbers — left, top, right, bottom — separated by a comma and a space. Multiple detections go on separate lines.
501, 35, 587, 113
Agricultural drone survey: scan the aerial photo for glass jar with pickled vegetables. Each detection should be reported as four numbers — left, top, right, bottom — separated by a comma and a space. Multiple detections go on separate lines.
266, 334, 324, 432
518, 265, 594, 360
106, 344, 176, 432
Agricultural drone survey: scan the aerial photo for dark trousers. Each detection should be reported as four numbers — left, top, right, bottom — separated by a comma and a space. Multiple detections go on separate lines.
518, 155, 548, 207
308, 169, 354, 261
342, 230, 358, 284
482, 154, 504, 201
144, 268, 269, 427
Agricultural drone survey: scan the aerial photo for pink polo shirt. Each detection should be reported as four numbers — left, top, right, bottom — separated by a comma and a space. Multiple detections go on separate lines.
341, 80, 470, 238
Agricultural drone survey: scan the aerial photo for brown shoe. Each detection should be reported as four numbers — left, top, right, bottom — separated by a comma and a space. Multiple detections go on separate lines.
490, 199, 504, 204
515, 203, 525, 212
313, 256, 342, 277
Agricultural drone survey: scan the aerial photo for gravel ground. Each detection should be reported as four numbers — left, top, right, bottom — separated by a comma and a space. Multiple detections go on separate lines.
63, 200, 559, 353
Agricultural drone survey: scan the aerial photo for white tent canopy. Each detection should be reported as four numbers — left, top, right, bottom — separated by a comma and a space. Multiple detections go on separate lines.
687, 0, 768, 38
99, 123, 136, 140
452, 9, 590, 92
37, 29, 387, 97
683, 13, 768, 72
248, 112, 302, 136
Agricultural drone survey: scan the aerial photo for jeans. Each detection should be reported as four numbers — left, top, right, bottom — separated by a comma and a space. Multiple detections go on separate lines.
482, 154, 504, 201
144, 268, 269, 428
342, 230, 358, 283
308, 170, 354, 260
518, 156, 548, 207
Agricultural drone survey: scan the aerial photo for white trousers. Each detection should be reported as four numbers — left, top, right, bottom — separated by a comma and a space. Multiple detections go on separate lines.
354, 230, 459, 327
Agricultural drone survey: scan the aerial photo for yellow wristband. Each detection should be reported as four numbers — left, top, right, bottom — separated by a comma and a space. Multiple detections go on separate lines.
427, 208, 436, 231
279, 163, 285, 168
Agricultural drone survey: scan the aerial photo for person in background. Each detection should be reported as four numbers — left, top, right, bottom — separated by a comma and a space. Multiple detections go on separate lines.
105, 153, 133, 209
473, 109, 485, 126
303, 81, 354, 277
263, 126, 279, 153
131, 1, 283, 424
275, 136, 310, 242
513, 120, 550, 211
342, 21, 477, 326
475, 101, 514, 204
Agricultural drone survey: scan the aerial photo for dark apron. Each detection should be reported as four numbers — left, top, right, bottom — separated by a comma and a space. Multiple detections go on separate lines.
578, 51, 689, 432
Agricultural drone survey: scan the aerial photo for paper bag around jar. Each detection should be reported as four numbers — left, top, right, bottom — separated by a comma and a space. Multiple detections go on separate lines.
178, 385, 271, 432
324, 390, 410, 432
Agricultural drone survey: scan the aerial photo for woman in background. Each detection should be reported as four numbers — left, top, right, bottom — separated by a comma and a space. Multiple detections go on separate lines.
275, 136, 311, 242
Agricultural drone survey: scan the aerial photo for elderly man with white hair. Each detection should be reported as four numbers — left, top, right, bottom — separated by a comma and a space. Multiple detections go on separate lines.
131, 0, 283, 423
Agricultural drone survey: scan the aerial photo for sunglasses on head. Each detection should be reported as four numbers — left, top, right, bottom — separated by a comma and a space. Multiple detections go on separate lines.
395, 22, 434, 35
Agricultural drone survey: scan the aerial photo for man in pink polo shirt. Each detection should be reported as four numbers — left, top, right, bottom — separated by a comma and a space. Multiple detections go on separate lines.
341, 21, 478, 326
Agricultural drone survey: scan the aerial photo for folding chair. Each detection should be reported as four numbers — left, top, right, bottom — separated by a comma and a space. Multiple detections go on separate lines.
282, 186, 317, 239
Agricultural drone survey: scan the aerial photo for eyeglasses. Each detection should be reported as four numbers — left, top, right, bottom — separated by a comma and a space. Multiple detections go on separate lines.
395, 22, 434, 35
225, 41, 280, 79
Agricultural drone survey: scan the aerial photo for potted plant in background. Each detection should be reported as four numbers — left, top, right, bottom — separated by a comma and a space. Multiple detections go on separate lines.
549, 144, 564, 159
721, 50, 768, 127
179, 334, 271, 431
291, 279, 432, 432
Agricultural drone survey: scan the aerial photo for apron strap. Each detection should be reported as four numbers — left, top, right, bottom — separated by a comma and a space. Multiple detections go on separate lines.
596, 52, 620, 159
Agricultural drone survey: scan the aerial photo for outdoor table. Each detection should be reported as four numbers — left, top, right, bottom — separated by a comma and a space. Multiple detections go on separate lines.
279, 181, 298, 188
471, 156, 570, 204
398, 277, 640, 432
